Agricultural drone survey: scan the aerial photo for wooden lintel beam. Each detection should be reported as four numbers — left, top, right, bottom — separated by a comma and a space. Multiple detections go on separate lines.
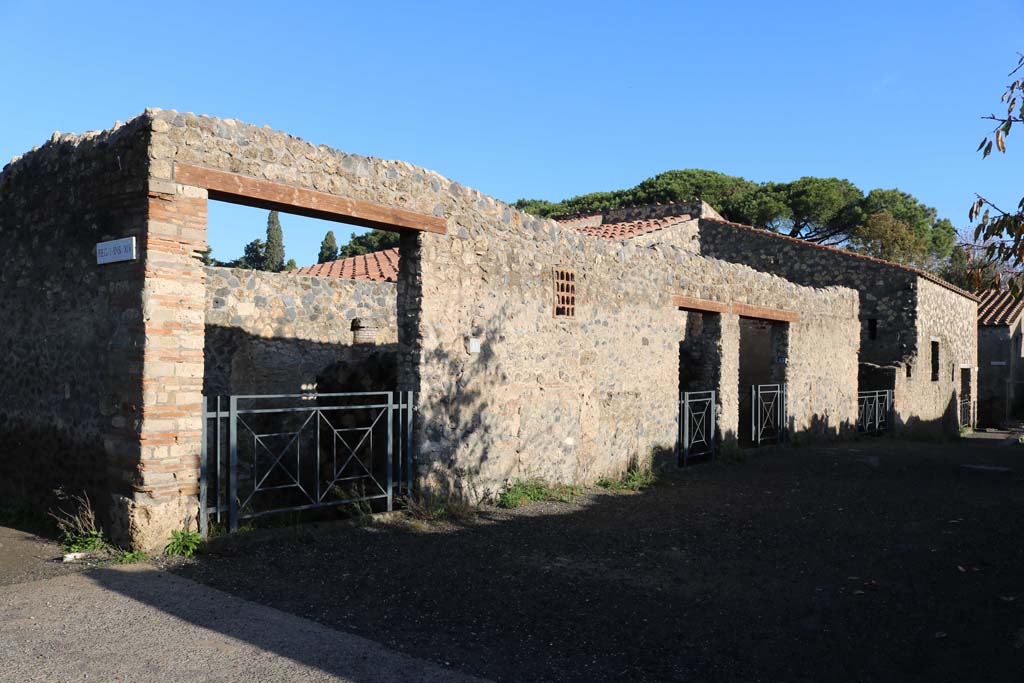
173, 162, 447, 235
672, 294, 729, 314
731, 302, 798, 322
672, 294, 798, 322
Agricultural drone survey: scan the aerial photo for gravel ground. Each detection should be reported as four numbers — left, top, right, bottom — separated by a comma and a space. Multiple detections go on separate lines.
0, 520, 92, 587
163, 436, 1024, 682
1, 566, 485, 682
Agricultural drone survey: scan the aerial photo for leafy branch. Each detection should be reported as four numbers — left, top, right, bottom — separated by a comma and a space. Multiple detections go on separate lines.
971, 53, 1024, 293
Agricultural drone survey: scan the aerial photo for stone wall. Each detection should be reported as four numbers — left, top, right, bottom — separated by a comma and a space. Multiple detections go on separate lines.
977, 322, 1022, 426
698, 219, 918, 366
2, 108, 865, 546
0, 121, 151, 528
898, 277, 978, 433
408, 215, 860, 497
697, 218, 978, 436
204, 266, 397, 395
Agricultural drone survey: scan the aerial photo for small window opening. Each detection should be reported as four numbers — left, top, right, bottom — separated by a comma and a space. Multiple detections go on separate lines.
906, 363, 912, 379
930, 340, 940, 382
867, 318, 878, 340
553, 268, 576, 318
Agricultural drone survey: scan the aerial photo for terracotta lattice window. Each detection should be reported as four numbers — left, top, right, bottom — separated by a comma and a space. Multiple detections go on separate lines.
553, 268, 576, 318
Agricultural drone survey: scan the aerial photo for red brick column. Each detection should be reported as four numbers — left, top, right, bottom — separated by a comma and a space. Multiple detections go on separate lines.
117, 180, 208, 549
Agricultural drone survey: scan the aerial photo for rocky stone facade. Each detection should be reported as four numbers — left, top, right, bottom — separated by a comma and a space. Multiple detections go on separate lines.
2, 109, 865, 546
696, 218, 978, 435
977, 320, 1023, 426
0, 122, 153, 542
204, 267, 396, 395
406, 210, 859, 498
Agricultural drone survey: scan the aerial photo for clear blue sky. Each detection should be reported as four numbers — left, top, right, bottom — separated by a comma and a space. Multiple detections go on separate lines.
2, 0, 1021, 266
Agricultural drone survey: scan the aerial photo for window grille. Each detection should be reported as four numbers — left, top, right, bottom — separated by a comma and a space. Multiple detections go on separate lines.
553, 268, 576, 318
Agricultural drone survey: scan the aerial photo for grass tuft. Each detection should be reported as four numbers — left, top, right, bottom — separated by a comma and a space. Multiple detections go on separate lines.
594, 460, 659, 492
497, 479, 583, 509
114, 549, 147, 564
404, 493, 475, 521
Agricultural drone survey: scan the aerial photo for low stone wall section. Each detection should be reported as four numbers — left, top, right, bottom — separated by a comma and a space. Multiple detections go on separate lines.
204, 267, 396, 395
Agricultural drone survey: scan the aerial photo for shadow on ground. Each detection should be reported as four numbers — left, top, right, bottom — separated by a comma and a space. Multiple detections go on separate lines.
108, 438, 1024, 681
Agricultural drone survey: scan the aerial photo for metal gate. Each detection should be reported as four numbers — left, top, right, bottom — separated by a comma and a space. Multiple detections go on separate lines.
679, 390, 716, 466
959, 399, 974, 429
200, 390, 414, 536
751, 384, 786, 445
857, 390, 892, 433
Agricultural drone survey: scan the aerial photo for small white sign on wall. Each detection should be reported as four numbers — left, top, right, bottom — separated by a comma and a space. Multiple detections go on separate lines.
96, 237, 137, 265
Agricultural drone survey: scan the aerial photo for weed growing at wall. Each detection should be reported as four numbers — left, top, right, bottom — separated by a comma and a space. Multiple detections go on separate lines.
498, 479, 583, 508
595, 460, 659, 492
403, 494, 474, 521
49, 490, 108, 553
114, 550, 147, 564
164, 528, 202, 558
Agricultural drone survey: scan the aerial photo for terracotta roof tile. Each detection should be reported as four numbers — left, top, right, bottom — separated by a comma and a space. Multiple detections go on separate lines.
290, 247, 399, 282
572, 214, 692, 240
977, 288, 1024, 326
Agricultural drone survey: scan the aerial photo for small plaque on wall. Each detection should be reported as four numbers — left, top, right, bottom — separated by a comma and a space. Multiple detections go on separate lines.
96, 237, 137, 265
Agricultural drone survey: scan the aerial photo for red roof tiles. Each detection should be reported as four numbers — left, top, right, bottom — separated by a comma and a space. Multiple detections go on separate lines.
572, 214, 692, 240
290, 247, 400, 282
977, 288, 1024, 326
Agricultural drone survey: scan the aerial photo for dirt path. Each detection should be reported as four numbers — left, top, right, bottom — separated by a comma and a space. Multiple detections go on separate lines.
168, 438, 1024, 682
0, 525, 78, 587
0, 564, 486, 682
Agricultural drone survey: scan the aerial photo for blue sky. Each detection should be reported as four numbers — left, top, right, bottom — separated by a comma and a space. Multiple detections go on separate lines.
2, 1, 1021, 265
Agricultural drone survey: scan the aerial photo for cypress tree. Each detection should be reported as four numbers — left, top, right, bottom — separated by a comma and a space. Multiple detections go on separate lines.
264, 210, 285, 272
318, 230, 339, 263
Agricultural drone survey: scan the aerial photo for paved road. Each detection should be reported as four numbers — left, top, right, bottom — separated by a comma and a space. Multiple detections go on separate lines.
1, 560, 485, 682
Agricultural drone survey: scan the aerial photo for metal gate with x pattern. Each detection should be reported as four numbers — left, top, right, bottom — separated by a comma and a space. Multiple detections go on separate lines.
751, 383, 786, 445
200, 391, 414, 535
679, 390, 716, 466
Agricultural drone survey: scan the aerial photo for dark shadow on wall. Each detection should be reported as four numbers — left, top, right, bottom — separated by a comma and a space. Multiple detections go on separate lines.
203, 324, 398, 396
897, 390, 963, 439
786, 413, 857, 446
0, 420, 110, 528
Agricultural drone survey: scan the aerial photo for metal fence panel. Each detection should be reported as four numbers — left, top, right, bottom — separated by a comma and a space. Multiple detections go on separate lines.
959, 399, 974, 429
857, 390, 893, 434
679, 390, 716, 466
752, 384, 786, 445
200, 390, 414, 537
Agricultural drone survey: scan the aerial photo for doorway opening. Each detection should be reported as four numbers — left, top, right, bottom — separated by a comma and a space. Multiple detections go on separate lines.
678, 311, 721, 464
738, 317, 788, 445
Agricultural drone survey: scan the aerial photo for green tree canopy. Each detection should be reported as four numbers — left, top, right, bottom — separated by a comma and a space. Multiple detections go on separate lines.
775, 177, 864, 242
264, 210, 285, 272
318, 230, 339, 263
338, 229, 400, 258
849, 211, 927, 263
218, 238, 267, 270
515, 169, 957, 268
